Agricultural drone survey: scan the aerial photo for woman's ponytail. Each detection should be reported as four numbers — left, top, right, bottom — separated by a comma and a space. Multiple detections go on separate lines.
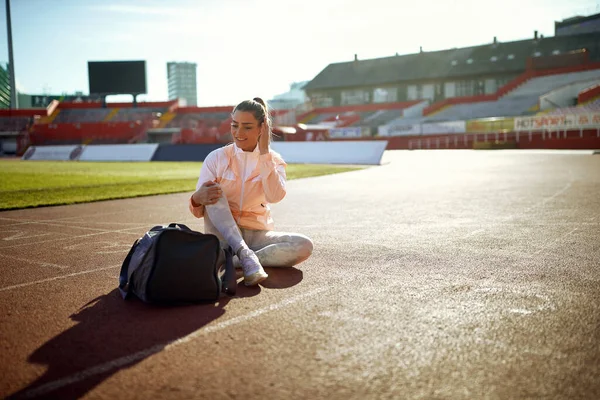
252, 97, 270, 126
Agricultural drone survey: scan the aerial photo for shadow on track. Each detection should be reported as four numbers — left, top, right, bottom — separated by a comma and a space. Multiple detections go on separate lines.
8, 269, 303, 399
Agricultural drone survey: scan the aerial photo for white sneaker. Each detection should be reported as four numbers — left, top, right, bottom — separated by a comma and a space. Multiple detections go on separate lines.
239, 249, 268, 286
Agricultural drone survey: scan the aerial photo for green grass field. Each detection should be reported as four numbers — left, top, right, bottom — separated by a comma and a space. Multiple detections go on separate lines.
0, 160, 363, 210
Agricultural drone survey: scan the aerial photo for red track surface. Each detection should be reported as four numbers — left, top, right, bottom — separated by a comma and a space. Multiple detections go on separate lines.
1, 150, 599, 399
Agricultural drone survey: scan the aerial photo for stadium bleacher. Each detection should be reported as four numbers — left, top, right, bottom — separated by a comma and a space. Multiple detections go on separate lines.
53, 108, 111, 123
0, 116, 31, 132
29, 122, 146, 146
544, 98, 600, 114
504, 69, 600, 97
167, 111, 231, 129
298, 101, 425, 130
361, 109, 406, 128
111, 107, 168, 123
424, 96, 538, 121
3, 16, 600, 154
425, 69, 600, 121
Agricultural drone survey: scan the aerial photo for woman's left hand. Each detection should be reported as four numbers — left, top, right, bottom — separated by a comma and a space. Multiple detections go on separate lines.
259, 120, 270, 155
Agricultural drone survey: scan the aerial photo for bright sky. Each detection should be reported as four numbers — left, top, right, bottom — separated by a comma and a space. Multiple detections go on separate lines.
0, 0, 598, 106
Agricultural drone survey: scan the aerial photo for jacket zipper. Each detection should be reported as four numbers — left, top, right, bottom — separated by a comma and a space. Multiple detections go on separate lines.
237, 153, 248, 224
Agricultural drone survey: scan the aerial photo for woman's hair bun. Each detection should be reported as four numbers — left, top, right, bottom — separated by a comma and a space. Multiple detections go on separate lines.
253, 97, 266, 108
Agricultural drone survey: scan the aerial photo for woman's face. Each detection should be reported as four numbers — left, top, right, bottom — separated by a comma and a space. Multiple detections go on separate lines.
231, 110, 261, 152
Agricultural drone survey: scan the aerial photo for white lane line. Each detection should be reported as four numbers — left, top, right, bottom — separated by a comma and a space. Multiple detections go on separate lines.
0, 226, 146, 250
509, 309, 533, 315
62, 242, 132, 252
17, 286, 328, 399
533, 228, 579, 255
460, 229, 485, 239
0, 253, 69, 270
0, 220, 150, 230
0, 216, 29, 222
1, 221, 114, 232
0, 265, 120, 292
1, 231, 55, 241
460, 180, 573, 239
318, 311, 381, 326
537, 181, 573, 208
0, 202, 190, 224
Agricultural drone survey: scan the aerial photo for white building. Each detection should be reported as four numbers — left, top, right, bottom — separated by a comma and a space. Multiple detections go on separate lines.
167, 62, 197, 106
269, 81, 308, 110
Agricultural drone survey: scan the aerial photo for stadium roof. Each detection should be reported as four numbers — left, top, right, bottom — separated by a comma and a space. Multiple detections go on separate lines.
304, 32, 600, 91
556, 12, 600, 28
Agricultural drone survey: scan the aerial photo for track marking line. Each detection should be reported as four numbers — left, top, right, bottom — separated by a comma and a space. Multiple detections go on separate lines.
0, 219, 146, 228
460, 229, 485, 239
509, 309, 533, 315
318, 311, 381, 326
0, 203, 185, 223
533, 228, 579, 255
460, 180, 573, 239
0, 253, 70, 270
16, 286, 328, 399
537, 181, 573, 208
0, 265, 120, 292
476, 288, 556, 315
0, 221, 118, 232
62, 242, 132, 256
0, 226, 146, 250
1, 231, 55, 241
0, 202, 192, 222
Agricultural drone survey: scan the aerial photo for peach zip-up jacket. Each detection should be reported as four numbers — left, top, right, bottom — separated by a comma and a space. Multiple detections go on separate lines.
189, 143, 287, 230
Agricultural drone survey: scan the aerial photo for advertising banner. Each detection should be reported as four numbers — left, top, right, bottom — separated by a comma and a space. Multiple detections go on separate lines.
328, 127, 363, 139
79, 144, 159, 161
466, 118, 514, 133
21, 145, 82, 161
514, 113, 600, 131
272, 141, 388, 165
421, 121, 466, 135
378, 124, 420, 136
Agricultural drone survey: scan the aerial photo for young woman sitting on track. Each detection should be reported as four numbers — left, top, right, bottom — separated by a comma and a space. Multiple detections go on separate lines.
189, 98, 314, 286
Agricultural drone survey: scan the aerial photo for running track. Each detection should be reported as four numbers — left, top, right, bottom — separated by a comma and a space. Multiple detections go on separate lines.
1, 150, 599, 399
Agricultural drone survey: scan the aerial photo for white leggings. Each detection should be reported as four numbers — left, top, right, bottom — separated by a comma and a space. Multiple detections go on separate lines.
204, 195, 313, 268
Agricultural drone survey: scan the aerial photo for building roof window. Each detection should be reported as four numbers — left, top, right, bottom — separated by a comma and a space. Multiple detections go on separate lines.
490, 56, 498, 62
534, 51, 542, 57
508, 54, 515, 60
466, 59, 473, 64
451, 60, 458, 66
552, 50, 560, 55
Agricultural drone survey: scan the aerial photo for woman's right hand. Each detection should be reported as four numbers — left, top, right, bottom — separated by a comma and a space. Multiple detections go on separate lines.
192, 180, 222, 206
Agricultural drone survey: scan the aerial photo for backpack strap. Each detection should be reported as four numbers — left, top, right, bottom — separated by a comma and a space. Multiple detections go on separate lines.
118, 238, 140, 299
168, 223, 192, 231
221, 246, 236, 296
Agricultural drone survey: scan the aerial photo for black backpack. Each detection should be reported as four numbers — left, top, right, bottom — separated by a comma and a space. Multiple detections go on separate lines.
119, 223, 236, 304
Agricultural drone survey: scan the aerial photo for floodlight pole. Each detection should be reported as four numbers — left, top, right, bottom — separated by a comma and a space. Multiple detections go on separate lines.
6, 0, 18, 109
